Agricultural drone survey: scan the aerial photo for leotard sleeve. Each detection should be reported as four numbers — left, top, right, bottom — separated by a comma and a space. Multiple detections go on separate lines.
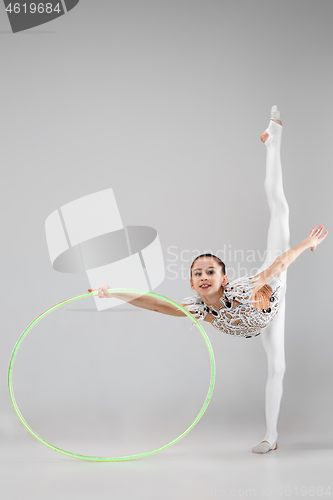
181, 295, 207, 322
225, 275, 260, 305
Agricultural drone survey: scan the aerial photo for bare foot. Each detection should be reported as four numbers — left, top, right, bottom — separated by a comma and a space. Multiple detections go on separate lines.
260, 131, 269, 143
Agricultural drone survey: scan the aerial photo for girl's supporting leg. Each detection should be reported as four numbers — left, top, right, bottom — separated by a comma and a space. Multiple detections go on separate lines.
252, 112, 290, 454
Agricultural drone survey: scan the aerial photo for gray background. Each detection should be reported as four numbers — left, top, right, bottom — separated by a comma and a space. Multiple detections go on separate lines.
0, 1, 332, 499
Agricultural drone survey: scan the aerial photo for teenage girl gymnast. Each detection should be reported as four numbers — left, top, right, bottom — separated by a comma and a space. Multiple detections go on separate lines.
96, 106, 328, 453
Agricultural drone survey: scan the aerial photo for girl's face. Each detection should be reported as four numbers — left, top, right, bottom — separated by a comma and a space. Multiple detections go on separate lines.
190, 257, 228, 300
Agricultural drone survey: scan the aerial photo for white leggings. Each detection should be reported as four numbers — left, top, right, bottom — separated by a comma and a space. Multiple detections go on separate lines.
257, 120, 290, 445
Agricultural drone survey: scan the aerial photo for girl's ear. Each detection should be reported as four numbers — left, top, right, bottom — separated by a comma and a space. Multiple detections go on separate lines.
223, 275, 228, 286
190, 279, 194, 290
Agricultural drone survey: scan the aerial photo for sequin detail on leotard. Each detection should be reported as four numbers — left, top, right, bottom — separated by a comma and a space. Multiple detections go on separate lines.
182, 275, 283, 338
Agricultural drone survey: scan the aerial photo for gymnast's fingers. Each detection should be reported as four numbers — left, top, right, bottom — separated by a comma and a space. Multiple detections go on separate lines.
98, 287, 107, 298
319, 230, 328, 242
100, 284, 112, 298
308, 226, 317, 236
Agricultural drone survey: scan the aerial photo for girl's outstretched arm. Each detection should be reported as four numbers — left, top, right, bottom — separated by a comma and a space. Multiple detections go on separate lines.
251, 225, 328, 293
93, 285, 187, 317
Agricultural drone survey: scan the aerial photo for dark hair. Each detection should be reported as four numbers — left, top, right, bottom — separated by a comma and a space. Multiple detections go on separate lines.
190, 253, 226, 278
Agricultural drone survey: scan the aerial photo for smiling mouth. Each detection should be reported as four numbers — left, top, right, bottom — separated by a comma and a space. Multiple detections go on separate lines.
200, 284, 211, 289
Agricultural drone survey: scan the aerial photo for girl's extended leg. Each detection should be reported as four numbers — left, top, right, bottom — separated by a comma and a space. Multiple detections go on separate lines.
252, 109, 290, 454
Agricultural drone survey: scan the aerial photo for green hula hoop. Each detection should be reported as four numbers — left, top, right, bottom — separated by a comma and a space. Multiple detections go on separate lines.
8, 289, 216, 462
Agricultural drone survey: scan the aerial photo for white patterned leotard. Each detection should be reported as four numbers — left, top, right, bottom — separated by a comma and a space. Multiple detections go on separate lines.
182, 275, 285, 338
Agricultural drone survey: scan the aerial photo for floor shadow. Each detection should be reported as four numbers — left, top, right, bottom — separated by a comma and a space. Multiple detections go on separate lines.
283, 442, 333, 451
